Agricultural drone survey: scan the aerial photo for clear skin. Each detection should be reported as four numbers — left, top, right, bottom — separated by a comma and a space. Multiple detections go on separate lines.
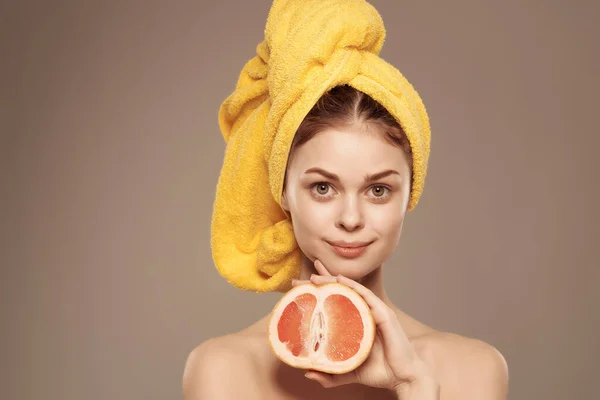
281, 124, 436, 395
281, 124, 411, 284
182, 123, 509, 400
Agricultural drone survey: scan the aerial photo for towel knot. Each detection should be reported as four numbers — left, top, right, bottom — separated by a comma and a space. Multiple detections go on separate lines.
256, 219, 301, 278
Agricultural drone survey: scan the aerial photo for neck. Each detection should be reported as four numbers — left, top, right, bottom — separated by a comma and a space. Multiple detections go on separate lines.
249, 253, 434, 339
298, 253, 395, 309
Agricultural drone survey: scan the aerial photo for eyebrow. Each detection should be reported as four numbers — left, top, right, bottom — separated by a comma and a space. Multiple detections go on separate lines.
303, 167, 400, 182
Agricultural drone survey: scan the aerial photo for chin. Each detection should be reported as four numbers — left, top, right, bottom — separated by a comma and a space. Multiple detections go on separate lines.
318, 253, 380, 281
301, 241, 385, 278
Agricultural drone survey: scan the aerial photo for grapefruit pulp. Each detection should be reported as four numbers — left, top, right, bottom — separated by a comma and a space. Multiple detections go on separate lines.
268, 282, 375, 374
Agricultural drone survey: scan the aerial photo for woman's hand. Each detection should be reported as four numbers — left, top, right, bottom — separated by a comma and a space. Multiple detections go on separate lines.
291, 259, 439, 399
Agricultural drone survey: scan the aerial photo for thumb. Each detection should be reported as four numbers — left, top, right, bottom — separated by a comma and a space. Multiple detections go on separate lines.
305, 370, 356, 388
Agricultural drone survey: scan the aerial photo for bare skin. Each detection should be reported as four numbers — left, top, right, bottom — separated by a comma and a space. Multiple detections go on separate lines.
182, 256, 508, 399
183, 125, 509, 399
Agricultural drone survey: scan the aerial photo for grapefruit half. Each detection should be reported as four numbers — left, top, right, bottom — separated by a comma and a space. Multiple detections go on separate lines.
268, 282, 375, 374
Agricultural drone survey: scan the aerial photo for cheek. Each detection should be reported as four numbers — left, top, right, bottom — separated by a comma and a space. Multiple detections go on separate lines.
289, 195, 330, 243
370, 206, 405, 240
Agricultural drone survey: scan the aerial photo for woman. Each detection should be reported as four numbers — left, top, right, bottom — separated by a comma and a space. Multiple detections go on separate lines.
184, 1, 508, 399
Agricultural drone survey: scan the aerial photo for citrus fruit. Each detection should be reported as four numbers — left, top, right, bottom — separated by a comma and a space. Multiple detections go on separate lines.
268, 282, 375, 374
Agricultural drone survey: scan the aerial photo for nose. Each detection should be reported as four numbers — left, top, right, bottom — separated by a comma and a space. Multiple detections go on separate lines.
335, 196, 364, 232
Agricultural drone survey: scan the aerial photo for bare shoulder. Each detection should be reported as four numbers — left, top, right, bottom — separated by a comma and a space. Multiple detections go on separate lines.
182, 332, 264, 400
414, 331, 509, 400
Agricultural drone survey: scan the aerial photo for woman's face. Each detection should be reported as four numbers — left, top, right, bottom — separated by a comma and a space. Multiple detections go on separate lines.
282, 124, 412, 280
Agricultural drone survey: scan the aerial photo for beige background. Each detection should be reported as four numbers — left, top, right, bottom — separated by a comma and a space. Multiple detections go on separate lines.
2, 0, 599, 399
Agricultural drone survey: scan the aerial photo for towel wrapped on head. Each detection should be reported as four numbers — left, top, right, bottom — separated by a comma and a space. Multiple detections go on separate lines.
211, 0, 431, 293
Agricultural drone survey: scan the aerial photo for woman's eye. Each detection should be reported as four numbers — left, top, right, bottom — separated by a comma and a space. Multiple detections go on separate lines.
371, 185, 387, 197
368, 185, 392, 201
315, 183, 329, 195
310, 183, 388, 201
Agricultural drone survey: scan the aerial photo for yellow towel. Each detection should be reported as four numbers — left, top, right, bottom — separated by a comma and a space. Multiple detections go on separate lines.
211, 0, 431, 293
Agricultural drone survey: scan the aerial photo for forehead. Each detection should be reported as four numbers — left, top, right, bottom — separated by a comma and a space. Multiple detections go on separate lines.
288, 126, 411, 176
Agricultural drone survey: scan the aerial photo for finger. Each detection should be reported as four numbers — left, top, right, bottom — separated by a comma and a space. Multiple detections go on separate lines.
310, 274, 337, 285
305, 370, 355, 388
291, 279, 311, 287
314, 259, 333, 276
337, 275, 414, 359
336, 275, 394, 323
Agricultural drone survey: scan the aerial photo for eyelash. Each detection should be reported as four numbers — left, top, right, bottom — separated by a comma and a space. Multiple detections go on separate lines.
310, 182, 392, 202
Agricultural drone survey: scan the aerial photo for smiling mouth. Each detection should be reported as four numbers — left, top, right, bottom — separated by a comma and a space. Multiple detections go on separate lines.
326, 241, 373, 258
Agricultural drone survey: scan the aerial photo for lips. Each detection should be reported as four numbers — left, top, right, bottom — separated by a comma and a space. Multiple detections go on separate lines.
327, 240, 373, 258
